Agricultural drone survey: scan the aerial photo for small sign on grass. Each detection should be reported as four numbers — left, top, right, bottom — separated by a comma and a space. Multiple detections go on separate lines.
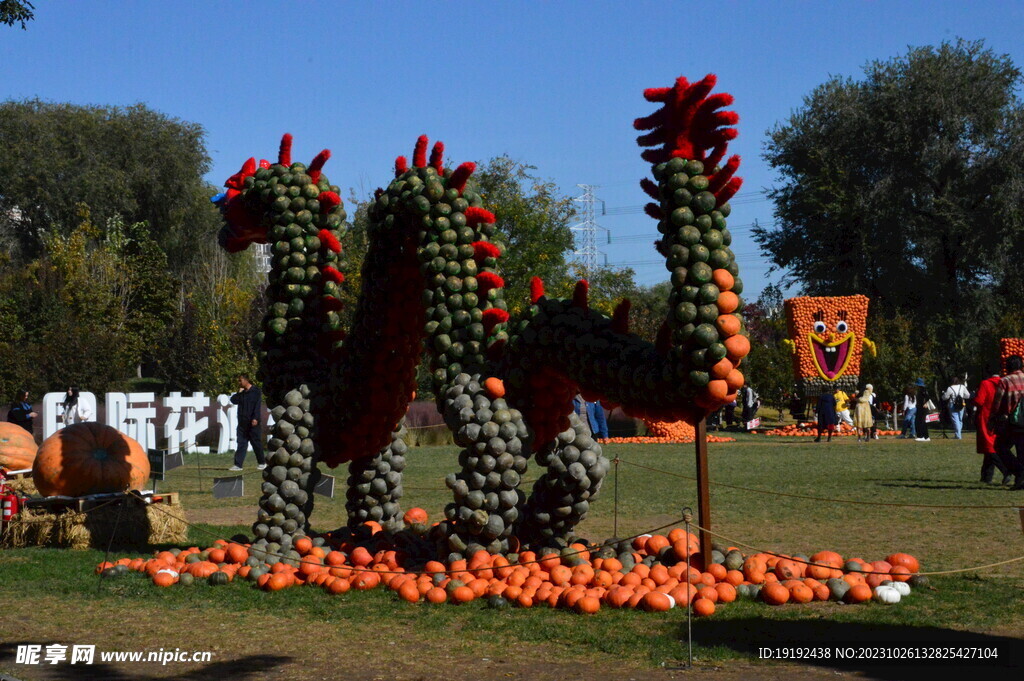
212, 476, 244, 499
314, 475, 335, 498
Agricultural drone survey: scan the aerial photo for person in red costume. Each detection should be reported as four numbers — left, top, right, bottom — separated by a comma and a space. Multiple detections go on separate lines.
975, 368, 1010, 484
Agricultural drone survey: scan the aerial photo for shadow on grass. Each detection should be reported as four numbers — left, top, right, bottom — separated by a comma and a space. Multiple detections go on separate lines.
0, 642, 291, 680
684, 617, 1021, 679
869, 477, 1012, 492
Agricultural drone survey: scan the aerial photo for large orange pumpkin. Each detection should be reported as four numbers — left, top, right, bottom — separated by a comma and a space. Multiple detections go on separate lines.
32, 423, 150, 497
0, 422, 38, 471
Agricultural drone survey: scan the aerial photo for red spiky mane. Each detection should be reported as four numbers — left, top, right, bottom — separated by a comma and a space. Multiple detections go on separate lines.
634, 74, 743, 208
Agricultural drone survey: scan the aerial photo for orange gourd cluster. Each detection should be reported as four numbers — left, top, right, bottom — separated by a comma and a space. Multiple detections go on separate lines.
1001, 339, 1024, 374
698, 270, 751, 410
762, 423, 901, 437
784, 296, 870, 381
96, 516, 919, 616
599, 419, 735, 444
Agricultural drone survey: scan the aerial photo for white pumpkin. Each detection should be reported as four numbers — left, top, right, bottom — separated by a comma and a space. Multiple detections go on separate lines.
873, 585, 901, 604
890, 581, 911, 597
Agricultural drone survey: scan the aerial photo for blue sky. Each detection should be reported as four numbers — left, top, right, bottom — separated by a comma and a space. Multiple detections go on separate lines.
3, 1, 1023, 301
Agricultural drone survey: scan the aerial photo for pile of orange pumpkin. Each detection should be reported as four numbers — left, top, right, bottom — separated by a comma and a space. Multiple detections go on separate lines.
1001, 338, 1024, 373
599, 419, 736, 445
95, 512, 921, 616
761, 422, 900, 437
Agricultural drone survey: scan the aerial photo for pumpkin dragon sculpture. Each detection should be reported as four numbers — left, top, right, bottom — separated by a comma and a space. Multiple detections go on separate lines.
215, 74, 748, 560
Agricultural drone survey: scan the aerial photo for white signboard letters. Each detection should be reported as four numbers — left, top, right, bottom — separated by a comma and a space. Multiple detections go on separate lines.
41, 391, 273, 455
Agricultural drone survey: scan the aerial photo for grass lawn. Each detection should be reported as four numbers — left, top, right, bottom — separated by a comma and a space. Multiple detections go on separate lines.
2, 434, 1022, 680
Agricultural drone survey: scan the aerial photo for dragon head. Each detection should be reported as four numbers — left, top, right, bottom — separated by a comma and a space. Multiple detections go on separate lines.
213, 133, 339, 253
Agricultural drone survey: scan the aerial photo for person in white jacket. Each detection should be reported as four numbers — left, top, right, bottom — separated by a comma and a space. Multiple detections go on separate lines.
61, 387, 92, 426
942, 377, 970, 440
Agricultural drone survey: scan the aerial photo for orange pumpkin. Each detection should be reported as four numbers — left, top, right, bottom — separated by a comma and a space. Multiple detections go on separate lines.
692, 597, 716, 616
761, 583, 790, 606
32, 423, 149, 497
403, 507, 429, 526
0, 422, 38, 471
885, 552, 920, 573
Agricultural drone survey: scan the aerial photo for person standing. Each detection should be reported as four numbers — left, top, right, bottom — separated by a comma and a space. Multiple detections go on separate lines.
740, 385, 759, 427
724, 399, 736, 429
914, 380, 932, 442
814, 391, 837, 443
900, 385, 917, 439
229, 374, 266, 471
61, 387, 92, 426
990, 355, 1024, 489
974, 369, 1011, 484
585, 400, 610, 440
853, 384, 875, 443
868, 389, 883, 439
7, 389, 37, 434
834, 388, 853, 430
942, 376, 970, 439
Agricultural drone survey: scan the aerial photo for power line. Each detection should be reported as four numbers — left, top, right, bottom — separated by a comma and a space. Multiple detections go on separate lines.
600, 193, 771, 217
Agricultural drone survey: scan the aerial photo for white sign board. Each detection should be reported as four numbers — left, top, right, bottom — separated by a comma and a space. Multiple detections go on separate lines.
42, 390, 275, 455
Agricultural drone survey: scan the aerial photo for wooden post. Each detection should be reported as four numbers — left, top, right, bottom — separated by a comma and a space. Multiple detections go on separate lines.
694, 418, 712, 560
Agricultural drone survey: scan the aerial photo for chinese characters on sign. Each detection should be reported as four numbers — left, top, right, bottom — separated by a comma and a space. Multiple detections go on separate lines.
41, 391, 274, 455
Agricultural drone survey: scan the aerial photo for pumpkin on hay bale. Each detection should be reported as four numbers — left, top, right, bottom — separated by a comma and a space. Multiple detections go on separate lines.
32, 422, 150, 497
0, 497, 187, 550
0, 421, 38, 471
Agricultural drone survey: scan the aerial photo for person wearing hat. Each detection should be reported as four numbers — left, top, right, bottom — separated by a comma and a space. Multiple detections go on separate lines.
914, 378, 932, 442
899, 384, 917, 439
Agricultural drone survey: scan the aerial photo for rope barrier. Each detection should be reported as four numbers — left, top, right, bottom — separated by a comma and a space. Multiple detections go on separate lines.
617, 458, 1024, 510
689, 521, 1024, 577
130, 492, 683, 577
4, 497, 127, 525
133, 492, 1022, 579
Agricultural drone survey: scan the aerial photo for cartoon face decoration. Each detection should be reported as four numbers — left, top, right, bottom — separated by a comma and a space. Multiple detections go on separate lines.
783, 295, 874, 396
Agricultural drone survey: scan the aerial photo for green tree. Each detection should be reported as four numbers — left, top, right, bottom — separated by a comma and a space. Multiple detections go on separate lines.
0, 100, 222, 271
160, 240, 264, 393
546, 262, 638, 317
0, 0, 33, 28
628, 281, 671, 344
470, 156, 575, 315
756, 39, 1024, 382
742, 285, 793, 419
861, 313, 936, 409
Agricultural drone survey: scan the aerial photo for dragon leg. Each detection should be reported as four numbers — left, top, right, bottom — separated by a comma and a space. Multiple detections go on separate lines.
345, 418, 408, 533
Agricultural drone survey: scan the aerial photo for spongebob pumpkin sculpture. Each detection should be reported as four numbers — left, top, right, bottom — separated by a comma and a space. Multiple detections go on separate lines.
783, 295, 876, 398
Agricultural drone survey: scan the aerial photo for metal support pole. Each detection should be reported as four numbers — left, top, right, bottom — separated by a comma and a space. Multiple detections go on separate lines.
694, 418, 712, 561
612, 457, 620, 539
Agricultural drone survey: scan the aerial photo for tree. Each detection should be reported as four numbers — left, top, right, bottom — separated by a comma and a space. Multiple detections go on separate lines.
0, 100, 222, 271
0, 0, 33, 29
470, 156, 576, 315
0, 208, 178, 395
861, 313, 936, 408
545, 262, 638, 317
628, 281, 671, 344
741, 285, 793, 419
756, 39, 1024, 381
